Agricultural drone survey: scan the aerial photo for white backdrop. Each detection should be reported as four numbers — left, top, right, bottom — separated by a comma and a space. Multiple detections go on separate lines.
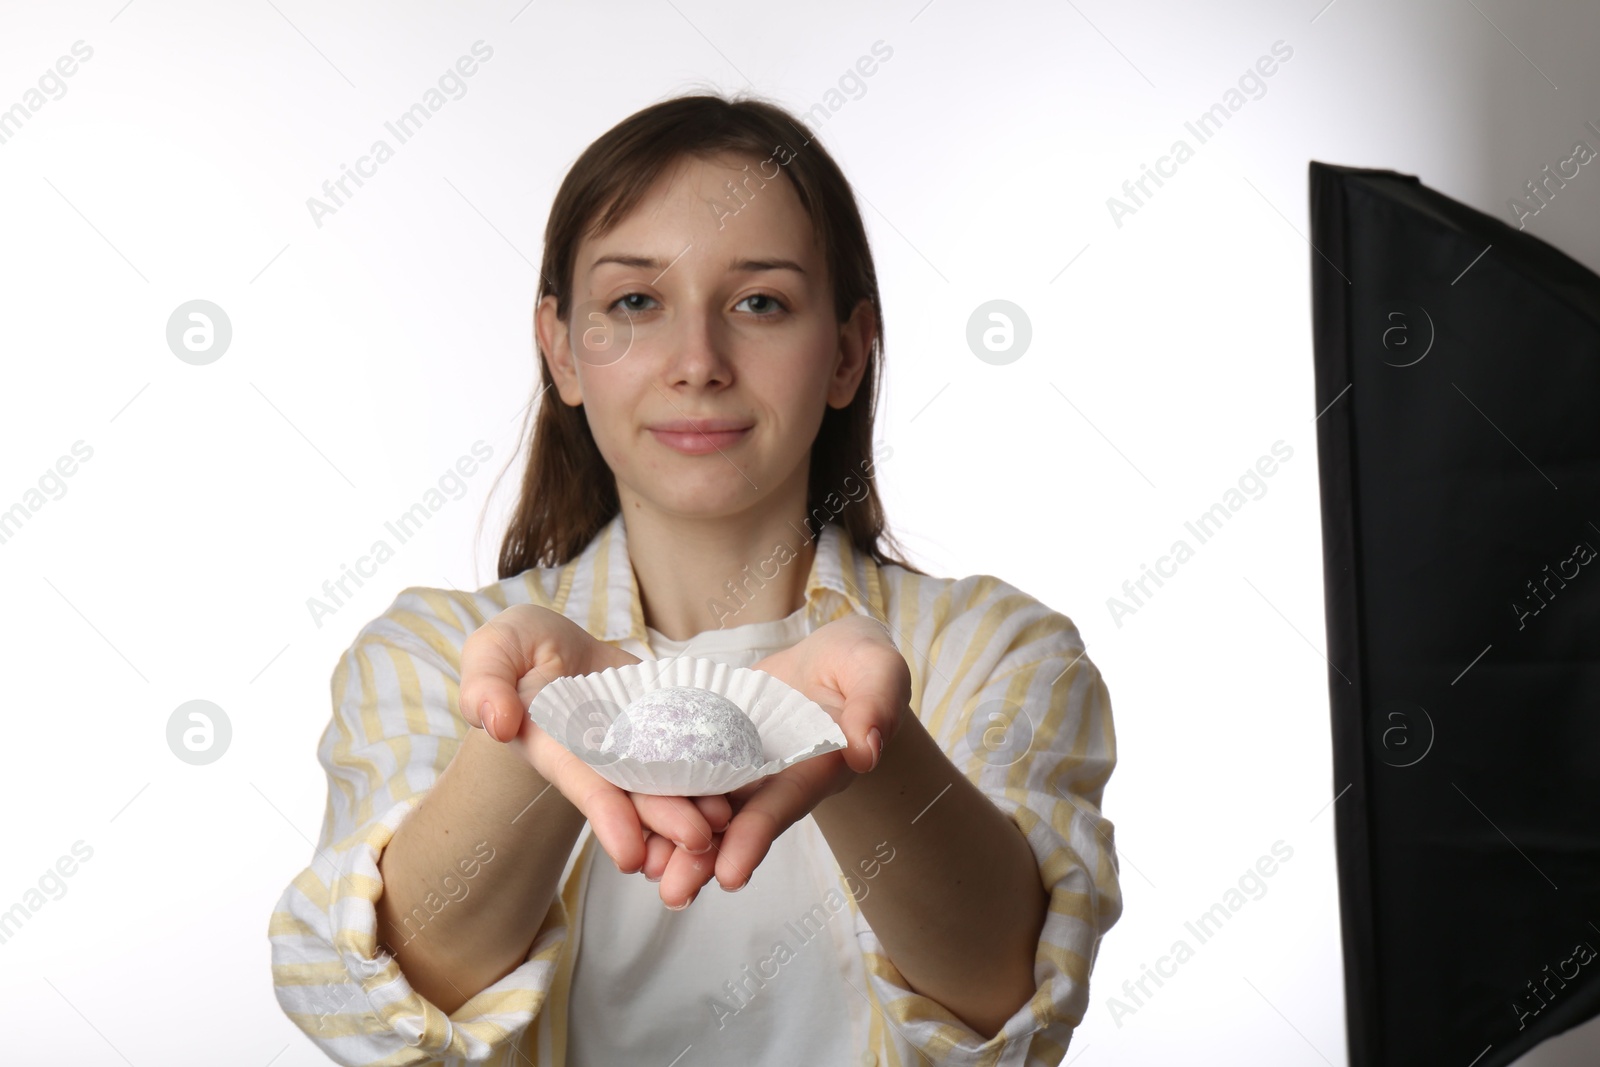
2, 1, 1597, 1063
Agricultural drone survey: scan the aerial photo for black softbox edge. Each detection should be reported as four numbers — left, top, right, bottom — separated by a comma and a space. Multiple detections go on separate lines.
1309, 158, 1600, 1067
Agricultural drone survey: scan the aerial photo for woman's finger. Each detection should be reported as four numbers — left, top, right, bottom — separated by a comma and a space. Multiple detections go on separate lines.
580, 786, 650, 873
545, 747, 648, 873
459, 607, 564, 742
713, 768, 818, 890
692, 793, 732, 832
726, 778, 765, 812
829, 648, 908, 775
630, 792, 717, 854
640, 832, 675, 882
658, 831, 724, 908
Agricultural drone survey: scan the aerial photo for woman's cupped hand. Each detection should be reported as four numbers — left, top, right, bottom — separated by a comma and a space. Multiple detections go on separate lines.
458, 606, 908, 908
675, 614, 910, 902
457, 605, 732, 907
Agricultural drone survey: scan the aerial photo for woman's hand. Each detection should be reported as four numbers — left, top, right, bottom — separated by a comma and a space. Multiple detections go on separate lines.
641, 614, 911, 902
457, 604, 732, 904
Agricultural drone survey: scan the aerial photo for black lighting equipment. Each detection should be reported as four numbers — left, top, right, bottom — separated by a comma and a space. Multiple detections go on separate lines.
1309, 160, 1600, 1067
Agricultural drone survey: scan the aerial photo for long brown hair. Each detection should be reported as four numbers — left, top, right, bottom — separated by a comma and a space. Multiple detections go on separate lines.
494, 90, 923, 580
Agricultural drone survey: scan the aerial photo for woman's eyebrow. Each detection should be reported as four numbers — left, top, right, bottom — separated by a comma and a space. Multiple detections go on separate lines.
727, 257, 806, 275
588, 253, 806, 276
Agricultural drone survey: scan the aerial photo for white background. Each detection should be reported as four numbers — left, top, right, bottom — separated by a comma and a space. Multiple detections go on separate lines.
1, 0, 1597, 1063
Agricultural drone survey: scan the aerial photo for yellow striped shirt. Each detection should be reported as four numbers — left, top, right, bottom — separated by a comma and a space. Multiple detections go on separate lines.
268, 512, 1122, 1065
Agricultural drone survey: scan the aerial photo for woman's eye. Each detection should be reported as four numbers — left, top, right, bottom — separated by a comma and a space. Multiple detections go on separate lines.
605, 292, 786, 316
736, 293, 787, 316
609, 292, 658, 314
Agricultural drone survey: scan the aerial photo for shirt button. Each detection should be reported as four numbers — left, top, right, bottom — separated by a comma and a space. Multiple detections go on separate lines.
859, 1052, 878, 1067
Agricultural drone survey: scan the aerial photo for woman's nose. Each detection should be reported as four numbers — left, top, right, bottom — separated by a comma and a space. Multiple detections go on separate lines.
661, 311, 734, 387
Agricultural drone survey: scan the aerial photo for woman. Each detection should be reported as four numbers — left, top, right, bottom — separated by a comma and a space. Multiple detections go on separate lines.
269, 91, 1121, 1067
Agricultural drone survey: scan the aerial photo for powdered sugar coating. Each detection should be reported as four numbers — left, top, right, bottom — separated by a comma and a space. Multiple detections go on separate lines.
599, 685, 764, 769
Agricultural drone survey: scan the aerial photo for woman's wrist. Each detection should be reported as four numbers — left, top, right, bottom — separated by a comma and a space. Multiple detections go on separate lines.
375, 724, 589, 1009
458, 724, 585, 827
815, 704, 931, 827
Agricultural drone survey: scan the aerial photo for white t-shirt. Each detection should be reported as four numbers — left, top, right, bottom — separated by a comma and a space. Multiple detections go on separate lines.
565, 604, 868, 1066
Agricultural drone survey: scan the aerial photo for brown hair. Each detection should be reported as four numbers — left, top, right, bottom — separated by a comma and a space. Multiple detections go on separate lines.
493, 89, 923, 581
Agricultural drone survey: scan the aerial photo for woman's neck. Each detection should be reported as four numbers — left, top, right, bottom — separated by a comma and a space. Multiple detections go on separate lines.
620, 497, 819, 642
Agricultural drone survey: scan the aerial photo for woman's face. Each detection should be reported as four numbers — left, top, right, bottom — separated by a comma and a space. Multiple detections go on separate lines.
538, 152, 872, 522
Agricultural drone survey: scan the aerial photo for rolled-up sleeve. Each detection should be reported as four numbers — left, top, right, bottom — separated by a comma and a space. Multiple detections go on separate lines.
855, 576, 1123, 1067
267, 588, 570, 1065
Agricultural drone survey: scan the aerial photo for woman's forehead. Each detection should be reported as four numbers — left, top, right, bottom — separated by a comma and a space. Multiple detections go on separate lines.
579, 155, 819, 275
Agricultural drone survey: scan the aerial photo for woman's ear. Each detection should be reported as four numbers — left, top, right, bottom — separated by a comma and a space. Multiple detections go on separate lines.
827, 297, 875, 409
536, 294, 585, 406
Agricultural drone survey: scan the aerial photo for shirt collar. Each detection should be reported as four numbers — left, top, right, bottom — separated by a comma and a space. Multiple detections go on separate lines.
561, 511, 885, 644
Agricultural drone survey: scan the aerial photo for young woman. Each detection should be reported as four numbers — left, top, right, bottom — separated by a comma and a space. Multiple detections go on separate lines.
270, 92, 1121, 1067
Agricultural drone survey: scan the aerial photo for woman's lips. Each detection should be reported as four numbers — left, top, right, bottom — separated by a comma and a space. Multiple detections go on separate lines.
648, 427, 751, 455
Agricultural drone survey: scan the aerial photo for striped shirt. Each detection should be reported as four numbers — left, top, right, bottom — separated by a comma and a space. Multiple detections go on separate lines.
268, 511, 1122, 1066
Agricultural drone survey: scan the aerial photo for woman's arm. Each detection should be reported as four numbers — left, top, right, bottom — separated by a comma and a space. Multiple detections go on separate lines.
268, 595, 584, 1064
375, 727, 587, 1013
693, 614, 1049, 1037
377, 601, 738, 1011
812, 708, 1047, 1039
269, 594, 731, 1063
694, 607, 1115, 1054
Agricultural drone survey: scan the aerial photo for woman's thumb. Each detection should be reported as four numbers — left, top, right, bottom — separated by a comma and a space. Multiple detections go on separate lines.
479, 691, 522, 743
461, 606, 553, 742
846, 724, 882, 774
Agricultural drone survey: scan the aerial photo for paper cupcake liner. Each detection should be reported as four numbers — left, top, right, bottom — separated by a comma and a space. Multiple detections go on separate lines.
527, 656, 847, 796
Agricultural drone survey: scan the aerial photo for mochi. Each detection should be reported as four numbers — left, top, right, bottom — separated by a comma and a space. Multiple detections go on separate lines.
600, 685, 764, 769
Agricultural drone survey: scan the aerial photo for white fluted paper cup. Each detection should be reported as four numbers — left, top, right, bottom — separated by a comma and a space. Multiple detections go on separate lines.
527, 656, 848, 796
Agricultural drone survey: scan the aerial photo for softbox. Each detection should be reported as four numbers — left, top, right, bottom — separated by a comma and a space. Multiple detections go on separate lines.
1310, 160, 1600, 1066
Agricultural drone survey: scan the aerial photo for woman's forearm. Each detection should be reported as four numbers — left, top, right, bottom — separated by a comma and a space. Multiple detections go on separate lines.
375, 727, 588, 1014
812, 711, 1048, 1039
